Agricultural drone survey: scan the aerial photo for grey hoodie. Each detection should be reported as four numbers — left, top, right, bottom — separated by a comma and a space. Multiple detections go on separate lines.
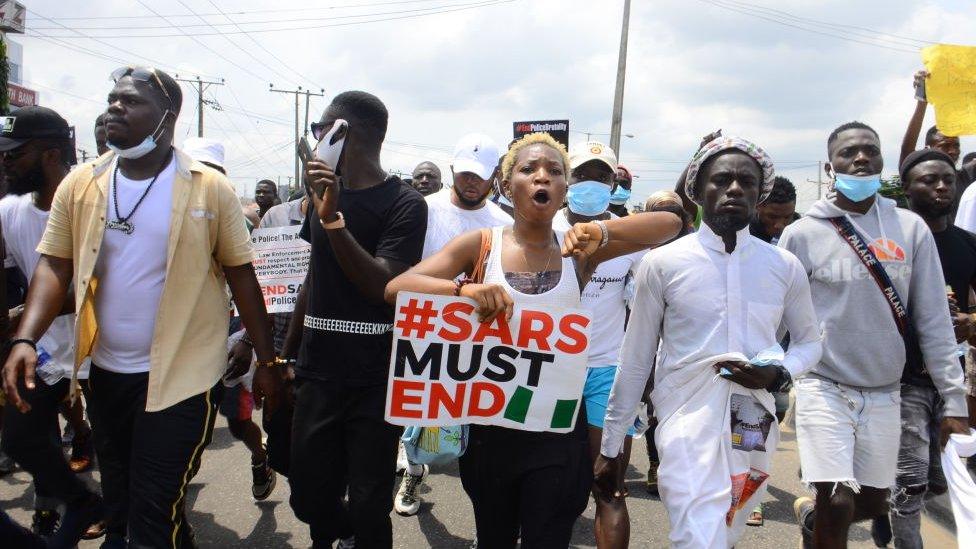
778, 195, 968, 417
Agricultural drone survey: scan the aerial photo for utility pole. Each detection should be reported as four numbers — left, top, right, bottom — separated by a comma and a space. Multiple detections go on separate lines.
806, 160, 825, 201
270, 84, 325, 196
609, 0, 631, 156
77, 148, 90, 163
175, 75, 224, 137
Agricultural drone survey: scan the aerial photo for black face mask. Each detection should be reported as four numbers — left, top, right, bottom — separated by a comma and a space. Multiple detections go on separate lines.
7, 161, 45, 196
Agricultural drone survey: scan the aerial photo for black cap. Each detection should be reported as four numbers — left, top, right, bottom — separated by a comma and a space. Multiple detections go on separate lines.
0, 106, 73, 152
899, 148, 955, 185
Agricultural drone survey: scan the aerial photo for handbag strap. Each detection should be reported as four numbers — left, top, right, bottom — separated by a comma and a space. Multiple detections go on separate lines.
470, 228, 493, 284
827, 216, 911, 337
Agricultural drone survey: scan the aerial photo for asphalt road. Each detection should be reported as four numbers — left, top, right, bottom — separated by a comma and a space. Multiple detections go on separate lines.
0, 415, 958, 548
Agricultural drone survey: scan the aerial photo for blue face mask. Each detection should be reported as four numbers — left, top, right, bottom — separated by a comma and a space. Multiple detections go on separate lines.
609, 186, 631, 206
567, 180, 612, 216
833, 172, 881, 202
107, 111, 171, 160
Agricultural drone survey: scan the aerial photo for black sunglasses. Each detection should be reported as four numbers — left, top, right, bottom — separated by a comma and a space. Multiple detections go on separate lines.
111, 66, 174, 109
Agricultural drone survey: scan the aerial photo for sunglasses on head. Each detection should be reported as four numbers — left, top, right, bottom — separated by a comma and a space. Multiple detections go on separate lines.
111, 66, 173, 109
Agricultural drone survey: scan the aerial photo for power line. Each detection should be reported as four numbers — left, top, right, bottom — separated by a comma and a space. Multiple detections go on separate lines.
134, 0, 268, 83
37, 0, 458, 21
719, 0, 935, 47
36, 0, 515, 38
174, 0, 304, 90
217, 87, 293, 168
25, 10, 218, 78
175, 75, 225, 137
203, 0, 322, 90
697, 0, 917, 54
33, 0, 486, 31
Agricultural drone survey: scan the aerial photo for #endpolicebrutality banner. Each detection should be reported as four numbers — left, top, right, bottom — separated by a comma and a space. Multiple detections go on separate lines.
250, 225, 310, 313
513, 119, 570, 149
386, 292, 591, 433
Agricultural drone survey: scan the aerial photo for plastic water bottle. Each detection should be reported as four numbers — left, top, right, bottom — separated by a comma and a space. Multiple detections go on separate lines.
35, 345, 63, 386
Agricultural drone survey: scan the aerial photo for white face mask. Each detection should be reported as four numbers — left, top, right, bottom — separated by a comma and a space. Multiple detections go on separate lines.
107, 111, 171, 160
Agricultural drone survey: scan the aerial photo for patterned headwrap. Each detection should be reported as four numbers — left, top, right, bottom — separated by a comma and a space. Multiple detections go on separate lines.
644, 190, 683, 211
684, 135, 775, 205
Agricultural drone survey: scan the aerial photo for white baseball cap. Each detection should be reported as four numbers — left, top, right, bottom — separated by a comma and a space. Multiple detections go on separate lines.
183, 137, 226, 170
569, 141, 617, 172
452, 133, 499, 180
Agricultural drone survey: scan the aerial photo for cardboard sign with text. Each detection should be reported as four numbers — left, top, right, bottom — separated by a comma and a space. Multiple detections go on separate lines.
249, 225, 310, 313
386, 292, 591, 433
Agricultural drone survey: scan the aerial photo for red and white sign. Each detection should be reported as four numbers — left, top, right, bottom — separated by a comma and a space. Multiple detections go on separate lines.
8, 82, 36, 107
386, 292, 591, 433
249, 225, 310, 313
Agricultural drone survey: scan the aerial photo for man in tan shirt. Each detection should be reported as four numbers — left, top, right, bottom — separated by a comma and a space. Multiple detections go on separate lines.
2, 66, 278, 547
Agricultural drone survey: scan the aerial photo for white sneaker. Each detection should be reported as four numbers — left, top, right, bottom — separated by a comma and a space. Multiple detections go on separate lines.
395, 442, 408, 475
394, 464, 428, 516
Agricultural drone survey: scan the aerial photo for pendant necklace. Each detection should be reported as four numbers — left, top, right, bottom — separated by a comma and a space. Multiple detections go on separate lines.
107, 151, 172, 235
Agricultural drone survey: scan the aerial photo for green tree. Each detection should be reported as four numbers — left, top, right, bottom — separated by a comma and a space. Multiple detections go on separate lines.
0, 37, 8, 114
879, 175, 907, 208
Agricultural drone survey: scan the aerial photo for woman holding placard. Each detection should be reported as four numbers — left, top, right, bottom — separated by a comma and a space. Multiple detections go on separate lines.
385, 132, 680, 548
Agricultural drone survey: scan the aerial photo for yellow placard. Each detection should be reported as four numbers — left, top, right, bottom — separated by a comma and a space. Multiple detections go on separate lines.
922, 44, 976, 137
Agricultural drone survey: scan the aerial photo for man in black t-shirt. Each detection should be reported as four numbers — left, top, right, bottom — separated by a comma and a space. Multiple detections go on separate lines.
282, 91, 427, 548
886, 149, 976, 547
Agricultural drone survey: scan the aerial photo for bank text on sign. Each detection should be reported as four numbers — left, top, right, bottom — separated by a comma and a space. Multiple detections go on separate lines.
386, 292, 591, 433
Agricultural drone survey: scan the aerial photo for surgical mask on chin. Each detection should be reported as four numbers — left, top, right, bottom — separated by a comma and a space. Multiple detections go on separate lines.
609, 186, 631, 206
567, 180, 612, 216
833, 172, 881, 202
107, 111, 170, 160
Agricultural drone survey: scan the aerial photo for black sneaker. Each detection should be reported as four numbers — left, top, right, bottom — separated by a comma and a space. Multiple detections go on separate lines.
870, 515, 892, 547
31, 509, 60, 537
646, 460, 659, 496
252, 459, 277, 501
48, 493, 105, 548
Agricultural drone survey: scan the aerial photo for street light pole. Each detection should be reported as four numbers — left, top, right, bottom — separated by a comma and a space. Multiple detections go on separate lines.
609, 0, 631, 156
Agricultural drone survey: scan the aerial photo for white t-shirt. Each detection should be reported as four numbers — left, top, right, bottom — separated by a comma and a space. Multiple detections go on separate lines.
0, 194, 82, 379
553, 210, 646, 367
91, 157, 176, 374
421, 188, 513, 260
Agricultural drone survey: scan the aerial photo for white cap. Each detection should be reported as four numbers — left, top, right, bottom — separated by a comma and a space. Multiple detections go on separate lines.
452, 133, 499, 180
183, 137, 225, 170
569, 141, 617, 172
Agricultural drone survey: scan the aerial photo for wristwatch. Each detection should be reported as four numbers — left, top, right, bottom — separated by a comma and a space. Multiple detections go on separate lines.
320, 211, 345, 230
767, 364, 793, 393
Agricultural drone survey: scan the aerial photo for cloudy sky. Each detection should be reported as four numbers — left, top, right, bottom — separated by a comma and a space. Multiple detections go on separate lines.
17, 0, 976, 210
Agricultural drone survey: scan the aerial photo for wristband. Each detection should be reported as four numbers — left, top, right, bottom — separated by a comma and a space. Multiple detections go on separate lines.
594, 220, 610, 249
320, 211, 345, 230
455, 277, 474, 296
9, 338, 37, 352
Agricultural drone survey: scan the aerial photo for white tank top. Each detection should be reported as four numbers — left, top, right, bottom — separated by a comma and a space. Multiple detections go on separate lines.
483, 225, 580, 309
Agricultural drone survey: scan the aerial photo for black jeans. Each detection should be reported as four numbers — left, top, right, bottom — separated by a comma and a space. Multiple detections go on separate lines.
459, 421, 592, 549
82, 366, 218, 548
1, 378, 93, 508
289, 378, 401, 548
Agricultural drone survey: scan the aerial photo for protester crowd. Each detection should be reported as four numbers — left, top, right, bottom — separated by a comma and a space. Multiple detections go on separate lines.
0, 64, 974, 549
